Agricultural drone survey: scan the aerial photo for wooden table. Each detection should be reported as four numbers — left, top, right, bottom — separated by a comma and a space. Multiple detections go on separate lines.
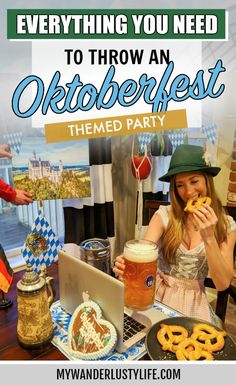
0, 263, 67, 360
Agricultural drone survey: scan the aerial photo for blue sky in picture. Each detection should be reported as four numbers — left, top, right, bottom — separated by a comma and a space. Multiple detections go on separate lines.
13, 136, 89, 168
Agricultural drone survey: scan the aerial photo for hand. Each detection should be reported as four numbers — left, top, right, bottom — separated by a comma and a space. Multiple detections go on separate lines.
0, 144, 12, 159
12, 189, 33, 205
112, 255, 125, 281
192, 204, 218, 241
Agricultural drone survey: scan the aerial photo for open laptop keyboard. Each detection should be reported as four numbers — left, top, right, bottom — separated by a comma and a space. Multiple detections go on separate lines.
123, 313, 146, 342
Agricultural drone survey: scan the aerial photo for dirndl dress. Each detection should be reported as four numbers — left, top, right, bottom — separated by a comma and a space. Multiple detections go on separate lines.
154, 205, 236, 324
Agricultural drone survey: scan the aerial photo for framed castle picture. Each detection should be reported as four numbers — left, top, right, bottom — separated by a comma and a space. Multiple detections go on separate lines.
12, 133, 91, 201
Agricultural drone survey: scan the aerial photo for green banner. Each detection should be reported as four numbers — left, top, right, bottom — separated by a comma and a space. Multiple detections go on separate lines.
7, 9, 226, 40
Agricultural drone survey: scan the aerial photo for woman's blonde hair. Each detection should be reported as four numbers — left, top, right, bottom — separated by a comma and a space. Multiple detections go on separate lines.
162, 173, 228, 264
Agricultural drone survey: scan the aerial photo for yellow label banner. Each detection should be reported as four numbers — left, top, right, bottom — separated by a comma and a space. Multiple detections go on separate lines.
45, 109, 187, 143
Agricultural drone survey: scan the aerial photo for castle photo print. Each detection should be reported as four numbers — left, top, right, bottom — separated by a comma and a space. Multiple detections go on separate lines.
12, 133, 91, 200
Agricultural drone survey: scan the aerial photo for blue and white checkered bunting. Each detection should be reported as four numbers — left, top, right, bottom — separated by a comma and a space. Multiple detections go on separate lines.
167, 129, 186, 151
3, 132, 23, 154
201, 124, 217, 144
137, 133, 155, 154
22, 210, 61, 272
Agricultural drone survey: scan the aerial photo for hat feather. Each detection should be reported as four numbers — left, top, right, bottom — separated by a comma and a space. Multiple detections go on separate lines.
202, 142, 218, 167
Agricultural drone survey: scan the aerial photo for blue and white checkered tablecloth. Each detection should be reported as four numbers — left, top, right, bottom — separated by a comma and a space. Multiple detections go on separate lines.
50, 300, 181, 361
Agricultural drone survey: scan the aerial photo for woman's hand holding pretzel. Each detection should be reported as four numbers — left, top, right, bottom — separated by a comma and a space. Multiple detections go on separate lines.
191, 204, 218, 242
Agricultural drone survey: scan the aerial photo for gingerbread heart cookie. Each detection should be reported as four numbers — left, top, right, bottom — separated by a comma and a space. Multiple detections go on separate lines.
68, 301, 117, 360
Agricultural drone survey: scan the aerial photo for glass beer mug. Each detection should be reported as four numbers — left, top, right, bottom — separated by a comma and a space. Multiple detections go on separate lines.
123, 240, 158, 310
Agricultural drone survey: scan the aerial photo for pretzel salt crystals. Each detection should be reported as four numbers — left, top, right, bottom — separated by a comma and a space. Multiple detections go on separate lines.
184, 197, 212, 213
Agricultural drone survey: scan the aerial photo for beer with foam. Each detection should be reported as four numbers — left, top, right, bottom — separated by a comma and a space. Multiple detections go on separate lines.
123, 240, 158, 310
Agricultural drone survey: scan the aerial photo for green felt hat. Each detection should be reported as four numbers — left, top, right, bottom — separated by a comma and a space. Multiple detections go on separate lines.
159, 144, 221, 182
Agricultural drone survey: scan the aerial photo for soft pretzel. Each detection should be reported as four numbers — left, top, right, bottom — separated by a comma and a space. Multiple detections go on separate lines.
168, 325, 189, 344
156, 322, 227, 360
191, 324, 227, 353
193, 323, 226, 341
205, 334, 226, 352
197, 350, 214, 361
184, 196, 212, 213
156, 324, 188, 352
175, 338, 202, 360
157, 324, 175, 351
191, 332, 226, 353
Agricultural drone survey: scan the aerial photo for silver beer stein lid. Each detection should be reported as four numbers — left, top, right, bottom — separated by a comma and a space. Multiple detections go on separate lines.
17, 264, 45, 292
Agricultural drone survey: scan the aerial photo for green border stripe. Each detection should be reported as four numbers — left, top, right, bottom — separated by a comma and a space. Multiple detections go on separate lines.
7, 9, 226, 39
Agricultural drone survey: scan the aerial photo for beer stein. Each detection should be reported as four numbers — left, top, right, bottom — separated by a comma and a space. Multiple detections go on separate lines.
123, 240, 158, 310
16, 264, 55, 348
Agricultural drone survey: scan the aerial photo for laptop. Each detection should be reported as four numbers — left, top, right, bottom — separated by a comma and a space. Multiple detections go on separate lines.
58, 244, 166, 353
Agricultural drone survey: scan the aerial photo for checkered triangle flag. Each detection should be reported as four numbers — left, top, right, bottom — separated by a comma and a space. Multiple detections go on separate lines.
201, 124, 217, 144
167, 129, 186, 151
137, 133, 156, 154
3, 132, 23, 154
22, 210, 61, 272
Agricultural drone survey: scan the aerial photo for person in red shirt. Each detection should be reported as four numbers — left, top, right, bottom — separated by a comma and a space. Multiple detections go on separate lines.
0, 144, 32, 205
